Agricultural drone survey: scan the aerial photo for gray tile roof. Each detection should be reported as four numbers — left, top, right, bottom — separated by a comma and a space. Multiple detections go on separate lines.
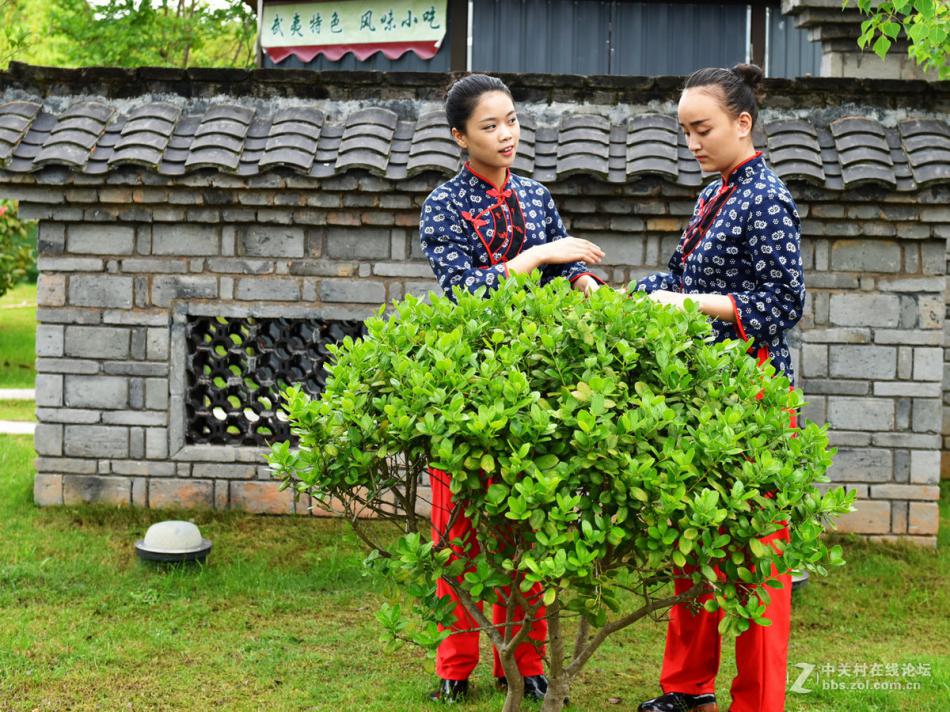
406, 110, 460, 176
259, 107, 324, 172
765, 119, 825, 186
0, 97, 946, 193
899, 119, 950, 187
557, 114, 611, 179
335, 107, 397, 176
109, 102, 182, 169
0, 100, 40, 162
831, 117, 897, 189
34, 100, 114, 168
627, 114, 679, 181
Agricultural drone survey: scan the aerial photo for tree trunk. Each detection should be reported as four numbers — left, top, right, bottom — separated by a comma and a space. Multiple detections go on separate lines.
540, 675, 571, 712
500, 649, 525, 712
540, 601, 570, 712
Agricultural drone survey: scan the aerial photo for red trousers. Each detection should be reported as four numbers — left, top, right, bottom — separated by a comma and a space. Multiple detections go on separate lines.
429, 468, 547, 680
660, 402, 797, 712
660, 524, 792, 712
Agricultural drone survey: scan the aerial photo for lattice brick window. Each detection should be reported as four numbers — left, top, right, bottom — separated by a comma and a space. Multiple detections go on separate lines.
185, 316, 365, 445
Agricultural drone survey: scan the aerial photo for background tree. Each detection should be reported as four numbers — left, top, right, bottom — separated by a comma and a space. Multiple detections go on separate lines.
0, 0, 256, 69
270, 275, 854, 712
0, 201, 35, 298
844, 0, 950, 79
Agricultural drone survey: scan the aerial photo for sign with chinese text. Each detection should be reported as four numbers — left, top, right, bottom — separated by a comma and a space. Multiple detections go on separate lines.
261, 1, 447, 63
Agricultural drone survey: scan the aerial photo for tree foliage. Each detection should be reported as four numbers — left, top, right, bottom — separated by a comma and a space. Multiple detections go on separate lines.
0, 200, 35, 297
845, 0, 950, 79
269, 275, 853, 711
1, 0, 256, 69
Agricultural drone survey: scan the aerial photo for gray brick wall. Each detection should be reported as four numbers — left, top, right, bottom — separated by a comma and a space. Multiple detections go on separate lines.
10, 164, 947, 546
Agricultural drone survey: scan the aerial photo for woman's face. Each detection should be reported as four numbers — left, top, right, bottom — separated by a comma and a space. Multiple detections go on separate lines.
678, 87, 753, 175
451, 90, 520, 172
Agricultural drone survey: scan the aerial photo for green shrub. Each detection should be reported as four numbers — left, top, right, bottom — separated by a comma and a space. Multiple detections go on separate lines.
270, 274, 853, 711
0, 200, 37, 297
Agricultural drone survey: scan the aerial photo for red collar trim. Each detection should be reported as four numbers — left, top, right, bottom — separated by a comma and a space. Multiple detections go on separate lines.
464, 162, 510, 192
721, 150, 762, 184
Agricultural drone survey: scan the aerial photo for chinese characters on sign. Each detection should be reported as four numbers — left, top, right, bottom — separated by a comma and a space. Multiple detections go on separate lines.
261, 1, 447, 63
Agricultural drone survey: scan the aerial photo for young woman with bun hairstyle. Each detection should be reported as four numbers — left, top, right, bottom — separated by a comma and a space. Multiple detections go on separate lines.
635, 64, 805, 712
418, 73, 606, 703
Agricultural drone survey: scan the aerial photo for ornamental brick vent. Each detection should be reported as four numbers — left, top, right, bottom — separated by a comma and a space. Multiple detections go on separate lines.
185, 316, 365, 446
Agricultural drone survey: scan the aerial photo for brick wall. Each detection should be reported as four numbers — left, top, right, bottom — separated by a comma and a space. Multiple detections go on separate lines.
0, 66, 945, 545
4, 170, 943, 545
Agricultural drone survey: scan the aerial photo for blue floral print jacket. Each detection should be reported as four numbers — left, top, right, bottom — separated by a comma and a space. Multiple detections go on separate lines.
637, 153, 805, 384
420, 163, 602, 299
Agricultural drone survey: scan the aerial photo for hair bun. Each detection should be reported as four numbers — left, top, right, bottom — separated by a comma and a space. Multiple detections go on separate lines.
731, 63, 764, 91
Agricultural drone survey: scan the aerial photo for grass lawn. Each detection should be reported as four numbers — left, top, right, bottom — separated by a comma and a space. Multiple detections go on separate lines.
0, 434, 947, 711
0, 399, 35, 421
0, 282, 36, 389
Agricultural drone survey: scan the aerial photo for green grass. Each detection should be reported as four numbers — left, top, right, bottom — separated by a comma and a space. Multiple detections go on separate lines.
0, 399, 35, 421
0, 433, 947, 710
0, 282, 36, 389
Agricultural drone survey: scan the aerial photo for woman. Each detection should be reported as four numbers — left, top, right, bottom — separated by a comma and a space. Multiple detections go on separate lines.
635, 64, 805, 712
419, 73, 606, 703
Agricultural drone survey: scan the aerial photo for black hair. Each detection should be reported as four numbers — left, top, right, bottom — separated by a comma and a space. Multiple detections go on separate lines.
683, 64, 764, 126
445, 74, 512, 133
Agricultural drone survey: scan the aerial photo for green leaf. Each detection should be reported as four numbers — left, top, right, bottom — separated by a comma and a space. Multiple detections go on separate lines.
913, 0, 935, 18
881, 21, 901, 39
630, 487, 649, 503
543, 588, 557, 606
873, 34, 892, 59
536, 453, 559, 470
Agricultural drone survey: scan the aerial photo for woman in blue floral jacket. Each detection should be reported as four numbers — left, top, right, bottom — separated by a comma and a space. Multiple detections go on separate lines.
636, 64, 805, 712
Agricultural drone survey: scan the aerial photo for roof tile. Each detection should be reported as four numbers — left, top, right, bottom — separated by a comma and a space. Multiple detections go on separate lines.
183, 105, 253, 173
405, 113, 457, 175
335, 107, 396, 176
557, 115, 609, 179
626, 114, 678, 180
34, 101, 113, 169
830, 116, 895, 189
765, 119, 825, 184
899, 118, 950, 186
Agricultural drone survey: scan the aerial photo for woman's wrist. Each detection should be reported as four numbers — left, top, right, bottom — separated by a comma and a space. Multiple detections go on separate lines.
692, 293, 736, 322
507, 244, 547, 275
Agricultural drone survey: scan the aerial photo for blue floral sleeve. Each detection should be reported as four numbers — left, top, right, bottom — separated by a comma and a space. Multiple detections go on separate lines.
419, 190, 508, 300
727, 188, 805, 343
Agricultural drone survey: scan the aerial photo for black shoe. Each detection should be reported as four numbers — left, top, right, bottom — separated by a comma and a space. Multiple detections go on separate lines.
638, 692, 718, 712
429, 678, 469, 703
495, 675, 549, 701
524, 675, 548, 701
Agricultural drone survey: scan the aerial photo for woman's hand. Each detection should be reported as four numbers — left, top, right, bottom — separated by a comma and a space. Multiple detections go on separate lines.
648, 289, 690, 309
507, 236, 605, 275
536, 237, 605, 265
572, 275, 601, 295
